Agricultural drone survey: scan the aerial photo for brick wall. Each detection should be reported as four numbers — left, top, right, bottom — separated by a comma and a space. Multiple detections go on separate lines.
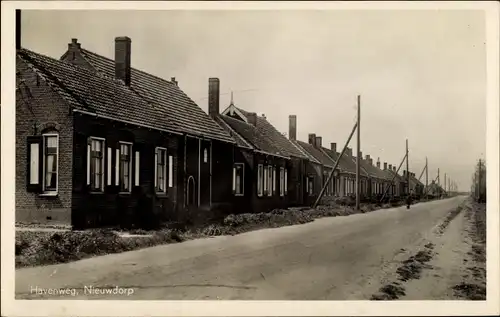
16, 57, 74, 225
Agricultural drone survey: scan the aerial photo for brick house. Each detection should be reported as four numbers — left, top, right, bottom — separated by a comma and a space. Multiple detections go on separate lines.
208, 78, 311, 213
384, 164, 407, 199
405, 171, 424, 198
16, 37, 237, 229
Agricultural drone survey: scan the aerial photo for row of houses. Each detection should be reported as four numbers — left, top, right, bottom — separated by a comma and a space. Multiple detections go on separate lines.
16, 35, 426, 229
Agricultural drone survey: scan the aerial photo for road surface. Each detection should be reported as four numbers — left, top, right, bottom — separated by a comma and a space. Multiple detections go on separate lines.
16, 196, 467, 300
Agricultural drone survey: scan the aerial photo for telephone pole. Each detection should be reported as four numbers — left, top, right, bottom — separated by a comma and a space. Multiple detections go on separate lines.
425, 157, 428, 200
356, 95, 361, 211
477, 159, 482, 202
406, 139, 410, 209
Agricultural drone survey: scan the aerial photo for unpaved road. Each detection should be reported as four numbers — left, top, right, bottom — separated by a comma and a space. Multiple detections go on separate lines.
16, 196, 469, 300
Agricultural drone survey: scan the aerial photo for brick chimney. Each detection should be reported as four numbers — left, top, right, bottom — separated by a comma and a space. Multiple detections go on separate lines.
331, 143, 337, 153
208, 78, 220, 118
384, 162, 387, 170
289, 115, 297, 140
365, 155, 372, 165
393, 166, 396, 172
16, 10, 21, 50
315, 136, 322, 148
359, 151, 363, 160
376, 158, 381, 168
388, 164, 392, 170
308, 133, 316, 147
248, 112, 257, 126
115, 36, 131, 86
171, 77, 178, 86
346, 147, 352, 156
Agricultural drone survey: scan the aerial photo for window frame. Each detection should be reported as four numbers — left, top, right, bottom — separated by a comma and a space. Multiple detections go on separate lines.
267, 166, 273, 197
279, 167, 285, 197
284, 168, 288, 194
118, 141, 133, 193
233, 163, 245, 196
257, 164, 264, 197
87, 136, 106, 193
155, 147, 168, 193
41, 133, 59, 195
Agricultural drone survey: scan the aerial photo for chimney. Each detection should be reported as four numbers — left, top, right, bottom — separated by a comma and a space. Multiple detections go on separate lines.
384, 162, 387, 170
403, 170, 406, 176
388, 164, 392, 171
16, 10, 21, 50
208, 78, 220, 118
359, 151, 363, 160
346, 147, 352, 156
248, 112, 257, 126
393, 166, 396, 172
331, 143, 337, 153
308, 133, 316, 146
115, 36, 132, 86
171, 77, 178, 86
366, 155, 373, 166
288, 115, 297, 140
376, 158, 381, 168
315, 136, 322, 148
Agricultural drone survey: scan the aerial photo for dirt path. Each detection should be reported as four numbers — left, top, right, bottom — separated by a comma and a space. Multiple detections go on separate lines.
370, 198, 486, 300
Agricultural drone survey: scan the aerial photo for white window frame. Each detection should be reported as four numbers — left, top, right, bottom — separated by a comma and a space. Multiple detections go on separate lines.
257, 164, 264, 197
134, 151, 140, 186
284, 168, 288, 194
272, 166, 276, 195
42, 133, 59, 195
263, 165, 268, 196
107, 147, 112, 186
87, 137, 105, 192
267, 166, 273, 197
280, 167, 285, 197
155, 147, 168, 193
118, 141, 133, 193
233, 163, 244, 196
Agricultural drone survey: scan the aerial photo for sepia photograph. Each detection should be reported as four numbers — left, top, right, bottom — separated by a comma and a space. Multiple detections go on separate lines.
2, 1, 499, 316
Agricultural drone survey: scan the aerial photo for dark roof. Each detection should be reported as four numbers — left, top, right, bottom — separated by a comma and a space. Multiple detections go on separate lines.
234, 107, 309, 159
321, 147, 366, 175
386, 169, 406, 183
295, 141, 334, 167
218, 115, 286, 157
18, 48, 171, 133
289, 140, 321, 164
72, 48, 234, 143
213, 116, 253, 149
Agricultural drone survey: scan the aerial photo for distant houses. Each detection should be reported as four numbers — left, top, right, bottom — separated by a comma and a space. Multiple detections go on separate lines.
16, 36, 427, 229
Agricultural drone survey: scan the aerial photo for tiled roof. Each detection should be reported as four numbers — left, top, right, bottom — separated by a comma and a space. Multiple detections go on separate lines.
321, 147, 365, 175
295, 141, 334, 167
18, 48, 171, 133
360, 161, 393, 180
386, 169, 406, 183
213, 116, 253, 149
290, 140, 321, 164
75, 48, 234, 143
234, 107, 309, 159
219, 115, 287, 157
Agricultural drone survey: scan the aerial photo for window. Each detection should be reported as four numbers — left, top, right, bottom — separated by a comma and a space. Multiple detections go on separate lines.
134, 151, 140, 186
267, 166, 273, 196
263, 165, 269, 195
284, 168, 288, 194
279, 167, 285, 196
257, 164, 264, 197
118, 142, 132, 192
308, 176, 314, 196
155, 147, 167, 193
87, 137, 105, 192
272, 166, 276, 195
43, 134, 58, 192
203, 148, 208, 163
233, 163, 244, 195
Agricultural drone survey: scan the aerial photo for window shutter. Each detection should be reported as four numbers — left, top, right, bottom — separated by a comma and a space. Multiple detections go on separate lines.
168, 155, 173, 188
107, 147, 112, 186
26, 136, 43, 192
134, 151, 140, 186
232, 166, 236, 193
154, 148, 158, 188
115, 148, 120, 186
86, 139, 91, 186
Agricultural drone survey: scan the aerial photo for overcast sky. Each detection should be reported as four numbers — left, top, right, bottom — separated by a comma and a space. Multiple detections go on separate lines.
21, 9, 486, 191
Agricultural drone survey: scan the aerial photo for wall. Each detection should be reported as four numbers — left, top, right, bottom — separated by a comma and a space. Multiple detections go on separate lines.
71, 114, 181, 229
15, 57, 74, 225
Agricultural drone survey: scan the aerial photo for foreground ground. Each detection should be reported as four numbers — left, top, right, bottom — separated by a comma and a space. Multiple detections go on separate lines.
16, 196, 483, 300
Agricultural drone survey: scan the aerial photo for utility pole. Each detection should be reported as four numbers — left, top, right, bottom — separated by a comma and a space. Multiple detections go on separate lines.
437, 168, 440, 198
406, 139, 410, 209
356, 95, 361, 211
478, 159, 482, 202
425, 157, 428, 200
444, 173, 447, 194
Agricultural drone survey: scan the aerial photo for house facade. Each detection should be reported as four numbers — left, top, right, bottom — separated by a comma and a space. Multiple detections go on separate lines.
16, 38, 237, 229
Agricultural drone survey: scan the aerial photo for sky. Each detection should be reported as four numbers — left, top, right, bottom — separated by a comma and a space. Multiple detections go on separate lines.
20, 9, 486, 192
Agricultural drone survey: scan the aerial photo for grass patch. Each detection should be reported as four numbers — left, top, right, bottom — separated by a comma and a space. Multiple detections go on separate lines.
371, 283, 406, 300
